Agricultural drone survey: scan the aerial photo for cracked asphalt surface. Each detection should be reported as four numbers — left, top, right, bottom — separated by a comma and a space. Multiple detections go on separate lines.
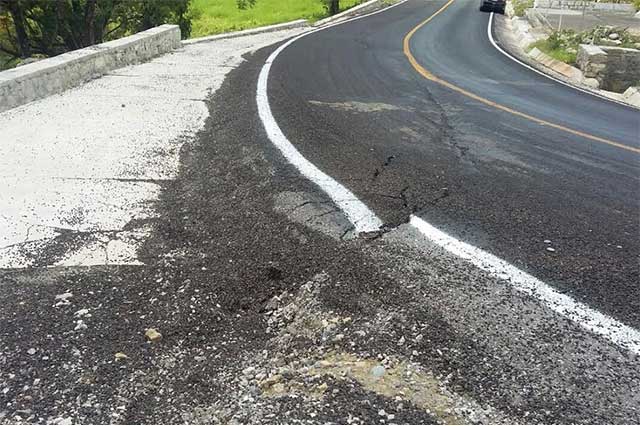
1, 0, 639, 424
268, 0, 640, 327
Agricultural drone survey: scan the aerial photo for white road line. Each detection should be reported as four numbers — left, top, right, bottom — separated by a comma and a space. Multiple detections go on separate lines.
487, 12, 634, 109
257, 47, 382, 232
256, 0, 640, 355
410, 216, 640, 354
257, 1, 412, 232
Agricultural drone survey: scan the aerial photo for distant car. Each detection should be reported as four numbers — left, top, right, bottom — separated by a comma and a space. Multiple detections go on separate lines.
479, 0, 505, 13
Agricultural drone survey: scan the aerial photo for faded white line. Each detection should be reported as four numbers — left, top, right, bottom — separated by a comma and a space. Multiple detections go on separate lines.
257, 0, 640, 355
487, 12, 633, 109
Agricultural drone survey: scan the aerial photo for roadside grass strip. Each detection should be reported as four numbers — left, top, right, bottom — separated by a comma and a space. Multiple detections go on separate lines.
191, 0, 363, 37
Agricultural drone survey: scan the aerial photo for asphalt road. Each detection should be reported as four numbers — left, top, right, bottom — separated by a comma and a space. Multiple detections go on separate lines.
2, 4, 640, 423
268, 0, 640, 327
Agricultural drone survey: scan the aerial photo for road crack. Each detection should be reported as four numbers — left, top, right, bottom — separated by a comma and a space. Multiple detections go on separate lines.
371, 155, 396, 182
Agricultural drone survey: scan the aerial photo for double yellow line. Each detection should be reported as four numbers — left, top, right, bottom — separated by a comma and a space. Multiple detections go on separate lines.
403, 0, 640, 154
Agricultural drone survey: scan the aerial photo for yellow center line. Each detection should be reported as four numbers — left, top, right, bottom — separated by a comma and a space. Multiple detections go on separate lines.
402, 0, 640, 154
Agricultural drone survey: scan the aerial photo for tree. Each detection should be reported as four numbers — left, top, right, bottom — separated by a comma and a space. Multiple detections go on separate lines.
0, 0, 192, 62
83, 0, 97, 46
0, 0, 31, 58
326, 0, 339, 15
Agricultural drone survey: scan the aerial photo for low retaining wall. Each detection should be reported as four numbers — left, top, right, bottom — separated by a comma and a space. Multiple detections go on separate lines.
183, 19, 309, 45
314, 0, 390, 26
528, 47, 585, 80
577, 44, 640, 92
0, 24, 181, 113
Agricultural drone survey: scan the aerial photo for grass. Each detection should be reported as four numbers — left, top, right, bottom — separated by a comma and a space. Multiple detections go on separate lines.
529, 39, 577, 65
190, 0, 363, 38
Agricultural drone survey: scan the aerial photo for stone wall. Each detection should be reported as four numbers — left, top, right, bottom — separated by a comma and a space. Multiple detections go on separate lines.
577, 44, 640, 92
0, 24, 181, 113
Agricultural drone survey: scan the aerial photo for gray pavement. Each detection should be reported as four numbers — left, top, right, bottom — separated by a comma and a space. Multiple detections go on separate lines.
0, 28, 305, 269
269, 0, 640, 326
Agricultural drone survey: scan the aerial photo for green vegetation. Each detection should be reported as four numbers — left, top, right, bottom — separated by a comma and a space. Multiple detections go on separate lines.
0, 32, 18, 70
529, 31, 578, 65
0, 52, 16, 70
529, 37, 577, 64
190, 0, 362, 37
511, 0, 533, 17
0, 0, 191, 71
528, 26, 640, 66
0, 0, 374, 70
0, 13, 13, 70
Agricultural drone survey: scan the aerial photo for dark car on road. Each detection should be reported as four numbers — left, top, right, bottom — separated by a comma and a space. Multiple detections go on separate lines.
479, 0, 505, 13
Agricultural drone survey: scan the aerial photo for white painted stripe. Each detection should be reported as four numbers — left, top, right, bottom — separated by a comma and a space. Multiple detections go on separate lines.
257, 47, 382, 232
257, 0, 640, 355
410, 215, 640, 355
487, 12, 635, 109
257, 1, 412, 232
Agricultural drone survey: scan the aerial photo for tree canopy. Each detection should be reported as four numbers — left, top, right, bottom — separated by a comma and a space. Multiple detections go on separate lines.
0, 0, 191, 60
0, 0, 345, 67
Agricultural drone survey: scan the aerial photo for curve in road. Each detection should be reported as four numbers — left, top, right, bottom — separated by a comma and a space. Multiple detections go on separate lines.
403, 0, 639, 152
260, 0, 640, 344
404, 3, 638, 153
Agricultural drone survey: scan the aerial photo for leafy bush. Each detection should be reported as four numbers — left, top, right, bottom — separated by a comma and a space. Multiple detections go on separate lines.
530, 35, 578, 64
512, 0, 534, 17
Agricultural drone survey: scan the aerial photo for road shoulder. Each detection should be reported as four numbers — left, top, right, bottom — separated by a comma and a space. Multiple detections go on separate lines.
492, 11, 640, 109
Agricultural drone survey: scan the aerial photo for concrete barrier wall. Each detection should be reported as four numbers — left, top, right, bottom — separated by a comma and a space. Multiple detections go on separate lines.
0, 24, 181, 113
